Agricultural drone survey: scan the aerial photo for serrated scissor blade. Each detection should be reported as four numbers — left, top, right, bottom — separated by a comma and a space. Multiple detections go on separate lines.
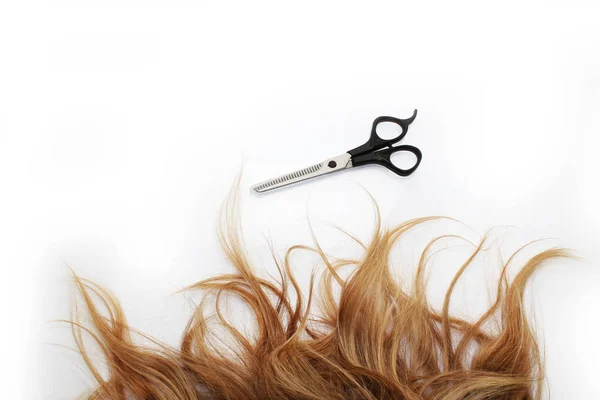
252, 153, 353, 193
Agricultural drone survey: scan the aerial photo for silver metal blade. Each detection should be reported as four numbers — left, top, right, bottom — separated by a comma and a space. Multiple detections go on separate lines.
252, 153, 353, 193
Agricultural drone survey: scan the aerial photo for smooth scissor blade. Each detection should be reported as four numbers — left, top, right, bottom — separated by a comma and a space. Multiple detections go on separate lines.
252, 153, 353, 193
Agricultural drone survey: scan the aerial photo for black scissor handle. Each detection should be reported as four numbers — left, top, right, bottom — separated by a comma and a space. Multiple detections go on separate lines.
348, 109, 418, 157
351, 145, 422, 177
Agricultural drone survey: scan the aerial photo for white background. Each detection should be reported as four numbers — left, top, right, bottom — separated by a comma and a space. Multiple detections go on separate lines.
1, 0, 599, 398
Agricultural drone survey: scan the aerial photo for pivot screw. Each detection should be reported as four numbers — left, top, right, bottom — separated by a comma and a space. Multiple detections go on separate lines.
328, 161, 337, 168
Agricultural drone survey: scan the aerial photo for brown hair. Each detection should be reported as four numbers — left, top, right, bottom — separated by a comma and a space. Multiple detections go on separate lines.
69, 187, 571, 399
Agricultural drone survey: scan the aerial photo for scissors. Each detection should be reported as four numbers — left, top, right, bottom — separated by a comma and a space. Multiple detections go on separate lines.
252, 110, 422, 193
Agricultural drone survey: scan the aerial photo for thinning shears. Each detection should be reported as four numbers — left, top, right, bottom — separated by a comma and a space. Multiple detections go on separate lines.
252, 110, 422, 193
